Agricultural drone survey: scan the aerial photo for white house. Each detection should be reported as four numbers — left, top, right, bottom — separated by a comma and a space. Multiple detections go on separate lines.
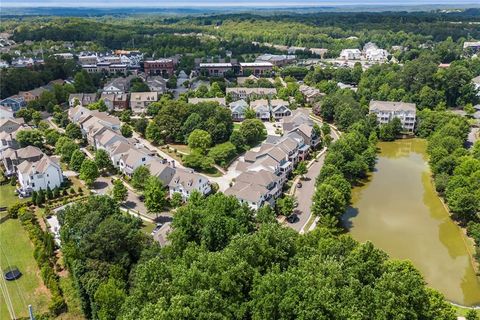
17, 155, 64, 196
118, 147, 153, 176
369, 100, 416, 132
339, 49, 362, 60
250, 99, 271, 120
0, 105, 14, 119
167, 168, 211, 200
229, 99, 249, 121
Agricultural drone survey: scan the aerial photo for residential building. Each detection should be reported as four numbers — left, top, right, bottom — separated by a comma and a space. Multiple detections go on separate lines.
282, 109, 321, 148
0, 119, 29, 155
100, 93, 129, 111
270, 99, 292, 119
82, 63, 127, 75
130, 92, 158, 114
239, 62, 273, 76
299, 84, 323, 103
68, 93, 98, 107
78, 54, 98, 65
226, 87, 277, 101
225, 170, 281, 209
188, 97, 226, 106
255, 54, 296, 67
168, 168, 211, 200
144, 59, 175, 77
148, 159, 176, 187
339, 49, 362, 60
363, 43, 389, 62
2, 145, 44, 175
309, 48, 328, 58
145, 76, 167, 94
0, 105, 15, 119
53, 53, 74, 60
17, 155, 64, 196
0, 96, 26, 113
199, 63, 233, 77
118, 147, 153, 176
463, 41, 480, 54
228, 99, 249, 121
369, 100, 417, 132
103, 76, 133, 94
250, 99, 271, 120
19, 87, 47, 103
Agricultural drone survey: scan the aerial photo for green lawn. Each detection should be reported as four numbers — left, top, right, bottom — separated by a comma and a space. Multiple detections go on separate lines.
0, 219, 50, 319
453, 305, 480, 317
141, 220, 156, 235
233, 123, 242, 131
0, 184, 27, 208
169, 144, 191, 155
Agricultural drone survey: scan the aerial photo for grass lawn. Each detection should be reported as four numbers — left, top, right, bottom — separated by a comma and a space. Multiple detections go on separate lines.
453, 305, 480, 317
169, 144, 191, 155
0, 219, 50, 319
141, 220, 156, 235
233, 123, 241, 131
0, 184, 28, 208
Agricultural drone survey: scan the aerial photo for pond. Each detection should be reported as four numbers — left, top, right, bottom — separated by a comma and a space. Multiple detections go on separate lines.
343, 138, 480, 306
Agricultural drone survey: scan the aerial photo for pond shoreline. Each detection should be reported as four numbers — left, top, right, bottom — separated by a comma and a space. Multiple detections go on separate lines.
343, 139, 480, 306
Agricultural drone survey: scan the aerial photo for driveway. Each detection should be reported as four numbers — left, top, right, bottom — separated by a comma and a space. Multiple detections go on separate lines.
92, 176, 149, 215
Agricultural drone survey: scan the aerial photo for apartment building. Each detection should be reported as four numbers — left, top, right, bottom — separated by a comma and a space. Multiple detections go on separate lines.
369, 100, 417, 132
143, 59, 175, 77
130, 92, 158, 114
226, 87, 277, 101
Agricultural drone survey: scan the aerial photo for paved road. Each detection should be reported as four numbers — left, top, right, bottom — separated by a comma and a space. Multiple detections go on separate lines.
288, 150, 326, 232
286, 116, 341, 233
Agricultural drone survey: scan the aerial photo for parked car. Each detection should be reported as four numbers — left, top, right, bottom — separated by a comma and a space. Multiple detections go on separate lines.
287, 213, 299, 224
150, 223, 163, 236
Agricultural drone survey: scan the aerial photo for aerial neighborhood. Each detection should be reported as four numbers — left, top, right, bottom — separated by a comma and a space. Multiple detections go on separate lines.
1, 8, 480, 320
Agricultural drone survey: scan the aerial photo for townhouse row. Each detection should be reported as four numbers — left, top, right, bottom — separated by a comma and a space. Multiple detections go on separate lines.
225, 109, 321, 210
68, 106, 211, 199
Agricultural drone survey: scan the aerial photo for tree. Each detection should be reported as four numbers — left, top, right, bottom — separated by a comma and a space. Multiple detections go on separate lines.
45, 129, 60, 146
170, 192, 183, 208
466, 310, 479, 320
144, 176, 167, 216
46, 187, 53, 200
208, 142, 237, 166
112, 179, 128, 203
69, 149, 86, 171
95, 149, 114, 173
311, 183, 346, 219
276, 195, 296, 217
229, 130, 247, 151
294, 161, 308, 179
131, 166, 151, 191
56, 137, 79, 162
244, 107, 256, 119
65, 123, 83, 140
16, 129, 43, 148
120, 124, 133, 138
183, 152, 214, 171
464, 103, 476, 118
239, 119, 266, 145
94, 278, 126, 320
187, 129, 212, 154
36, 189, 45, 206
79, 159, 99, 187
134, 118, 148, 136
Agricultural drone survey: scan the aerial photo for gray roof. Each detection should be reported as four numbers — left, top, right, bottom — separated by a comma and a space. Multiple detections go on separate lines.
369, 100, 416, 112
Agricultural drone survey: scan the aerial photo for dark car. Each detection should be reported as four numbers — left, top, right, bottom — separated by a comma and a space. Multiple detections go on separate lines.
150, 223, 163, 236
296, 182, 302, 188
287, 214, 299, 224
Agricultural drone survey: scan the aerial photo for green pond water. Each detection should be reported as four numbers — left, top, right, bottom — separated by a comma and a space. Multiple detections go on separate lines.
343, 138, 480, 306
